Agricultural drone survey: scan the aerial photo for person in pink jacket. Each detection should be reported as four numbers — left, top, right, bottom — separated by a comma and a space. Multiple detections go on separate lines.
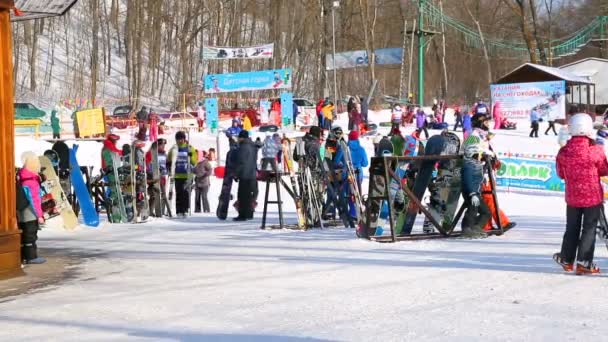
492, 102, 502, 130
554, 113, 608, 275
17, 151, 46, 264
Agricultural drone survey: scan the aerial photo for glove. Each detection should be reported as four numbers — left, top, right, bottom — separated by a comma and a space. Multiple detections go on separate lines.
470, 193, 480, 207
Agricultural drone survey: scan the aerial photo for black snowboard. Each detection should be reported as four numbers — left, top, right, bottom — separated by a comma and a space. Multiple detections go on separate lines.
216, 174, 234, 220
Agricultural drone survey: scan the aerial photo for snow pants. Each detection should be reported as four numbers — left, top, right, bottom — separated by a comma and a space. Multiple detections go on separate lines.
174, 179, 189, 215
19, 220, 39, 262
237, 179, 257, 219
560, 204, 600, 264
461, 194, 491, 231
481, 181, 511, 230
195, 185, 210, 213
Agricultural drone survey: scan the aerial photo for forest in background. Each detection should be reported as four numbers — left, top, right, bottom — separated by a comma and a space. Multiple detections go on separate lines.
10, 0, 608, 110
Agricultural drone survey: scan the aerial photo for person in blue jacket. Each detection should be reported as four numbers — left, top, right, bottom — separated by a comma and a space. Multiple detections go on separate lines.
529, 107, 540, 138
346, 130, 369, 195
463, 110, 472, 139
225, 119, 243, 139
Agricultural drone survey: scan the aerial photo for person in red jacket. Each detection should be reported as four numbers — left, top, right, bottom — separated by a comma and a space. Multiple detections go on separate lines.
554, 113, 608, 275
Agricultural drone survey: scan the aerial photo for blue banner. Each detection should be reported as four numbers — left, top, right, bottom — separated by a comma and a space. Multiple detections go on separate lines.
280, 92, 293, 127
326, 48, 403, 70
495, 157, 564, 192
205, 98, 219, 132
203, 69, 292, 94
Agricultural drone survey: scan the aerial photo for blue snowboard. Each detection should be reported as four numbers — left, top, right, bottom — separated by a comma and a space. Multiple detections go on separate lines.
69, 145, 100, 227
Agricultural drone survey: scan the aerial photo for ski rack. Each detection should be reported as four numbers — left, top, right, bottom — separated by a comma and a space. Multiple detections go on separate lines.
364, 155, 504, 243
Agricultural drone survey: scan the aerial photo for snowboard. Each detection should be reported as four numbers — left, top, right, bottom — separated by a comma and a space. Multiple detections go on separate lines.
423, 132, 462, 232
107, 152, 129, 223
132, 141, 150, 222
282, 138, 306, 229
358, 157, 388, 238
216, 173, 234, 220
339, 139, 364, 226
150, 143, 163, 217
52, 141, 74, 211
69, 145, 100, 227
38, 155, 79, 230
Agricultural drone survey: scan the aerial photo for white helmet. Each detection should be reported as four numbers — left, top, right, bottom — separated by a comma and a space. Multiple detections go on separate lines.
568, 113, 594, 139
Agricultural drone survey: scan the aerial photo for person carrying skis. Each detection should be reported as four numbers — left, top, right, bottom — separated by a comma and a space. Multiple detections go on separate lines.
234, 130, 258, 221
168, 131, 197, 217
460, 113, 493, 238
193, 152, 212, 213
553, 113, 608, 275
101, 133, 124, 222
16, 152, 46, 264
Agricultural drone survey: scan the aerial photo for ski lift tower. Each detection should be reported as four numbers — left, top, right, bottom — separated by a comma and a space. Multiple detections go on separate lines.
416, 0, 440, 106
0, 0, 79, 279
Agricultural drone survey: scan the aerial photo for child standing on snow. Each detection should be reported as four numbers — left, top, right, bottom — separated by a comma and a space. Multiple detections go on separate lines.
553, 113, 608, 275
16, 152, 46, 264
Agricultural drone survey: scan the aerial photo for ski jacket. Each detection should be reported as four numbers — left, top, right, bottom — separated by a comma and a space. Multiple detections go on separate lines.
262, 136, 281, 159
226, 120, 243, 138
463, 128, 493, 162
235, 138, 258, 180
243, 116, 252, 131
415, 110, 426, 128
145, 149, 168, 176
296, 133, 322, 171
475, 103, 488, 115
101, 139, 122, 169
391, 134, 406, 156
530, 110, 540, 122
18, 167, 43, 219
194, 159, 213, 188
322, 104, 334, 121
347, 140, 369, 170
51, 110, 61, 133
225, 143, 239, 177
463, 113, 472, 131
557, 136, 608, 207
351, 110, 363, 128
168, 144, 197, 179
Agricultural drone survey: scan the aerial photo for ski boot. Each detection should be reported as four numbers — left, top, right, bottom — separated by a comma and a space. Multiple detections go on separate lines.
25, 257, 47, 265
552, 253, 574, 272
575, 261, 600, 275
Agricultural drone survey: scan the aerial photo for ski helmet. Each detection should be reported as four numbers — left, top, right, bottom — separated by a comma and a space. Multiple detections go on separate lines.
471, 113, 489, 130
568, 113, 594, 139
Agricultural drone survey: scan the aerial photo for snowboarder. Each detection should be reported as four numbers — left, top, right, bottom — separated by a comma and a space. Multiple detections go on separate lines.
233, 130, 258, 221
553, 113, 608, 275
17, 151, 46, 264
461, 113, 493, 238
168, 131, 197, 217
193, 153, 212, 213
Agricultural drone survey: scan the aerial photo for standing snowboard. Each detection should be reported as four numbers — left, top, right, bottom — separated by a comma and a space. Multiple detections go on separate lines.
69, 145, 99, 227
38, 155, 79, 230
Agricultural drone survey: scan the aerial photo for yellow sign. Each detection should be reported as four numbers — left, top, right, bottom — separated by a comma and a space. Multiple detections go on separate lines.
76, 108, 106, 137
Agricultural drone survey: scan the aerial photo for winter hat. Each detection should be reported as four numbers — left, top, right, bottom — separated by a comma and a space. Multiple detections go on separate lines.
238, 130, 249, 139
471, 113, 489, 130
309, 126, 321, 138
175, 131, 187, 140
348, 130, 359, 141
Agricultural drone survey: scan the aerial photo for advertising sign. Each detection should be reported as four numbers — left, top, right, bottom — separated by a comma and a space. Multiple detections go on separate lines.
490, 81, 566, 120
204, 98, 219, 133
75, 108, 106, 137
495, 156, 564, 192
280, 92, 294, 127
326, 48, 403, 70
201, 43, 274, 60
203, 69, 292, 94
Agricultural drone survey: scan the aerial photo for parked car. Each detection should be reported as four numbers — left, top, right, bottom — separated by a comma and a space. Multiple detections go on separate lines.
14, 103, 46, 119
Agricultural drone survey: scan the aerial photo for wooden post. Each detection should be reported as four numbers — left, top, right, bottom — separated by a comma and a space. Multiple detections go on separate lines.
0, 0, 23, 279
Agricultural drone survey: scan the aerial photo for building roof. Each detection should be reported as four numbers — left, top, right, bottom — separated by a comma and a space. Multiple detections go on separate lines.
559, 57, 608, 69
494, 63, 594, 85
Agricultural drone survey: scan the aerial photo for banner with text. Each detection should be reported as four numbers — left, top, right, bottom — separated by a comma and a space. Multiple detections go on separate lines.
203, 69, 291, 94
326, 48, 403, 70
495, 156, 564, 193
205, 98, 219, 132
490, 81, 566, 120
201, 44, 274, 60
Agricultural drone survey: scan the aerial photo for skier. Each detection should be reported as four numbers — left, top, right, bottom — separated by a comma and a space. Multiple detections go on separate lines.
233, 130, 258, 221
553, 113, 608, 275
225, 119, 243, 139
415, 108, 429, 139
168, 131, 197, 217
460, 113, 493, 238
17, 152, 46, 264
261, 133, 281, 172
193, 152, 212, 213
346, 130, 368, 195
101, 133, 124, 222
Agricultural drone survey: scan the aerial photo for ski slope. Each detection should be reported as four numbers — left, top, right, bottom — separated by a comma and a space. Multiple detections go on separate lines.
3, 115, 608, 341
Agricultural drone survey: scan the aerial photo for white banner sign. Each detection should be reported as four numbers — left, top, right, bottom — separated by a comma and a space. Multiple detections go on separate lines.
202, 44, 274, 60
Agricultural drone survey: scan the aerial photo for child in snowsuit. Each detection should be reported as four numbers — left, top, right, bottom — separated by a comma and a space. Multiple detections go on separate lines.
193, 154, 212, 213
261, 134, 281, 172
17, 152, 46, 264
553, 113, 608, 275
461, 114, 493, 238
415, 109, 429, 139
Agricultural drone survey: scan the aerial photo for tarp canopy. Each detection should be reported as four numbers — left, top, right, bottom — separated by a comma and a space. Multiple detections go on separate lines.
494, 63, 594, 86
10, 0, 78, 21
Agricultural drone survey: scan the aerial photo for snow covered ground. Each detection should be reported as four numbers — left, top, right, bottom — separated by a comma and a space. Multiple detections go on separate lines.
3, 115, 608, 341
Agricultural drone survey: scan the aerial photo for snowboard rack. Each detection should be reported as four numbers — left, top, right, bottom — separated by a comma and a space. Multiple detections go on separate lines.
362, 155, 504, 242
